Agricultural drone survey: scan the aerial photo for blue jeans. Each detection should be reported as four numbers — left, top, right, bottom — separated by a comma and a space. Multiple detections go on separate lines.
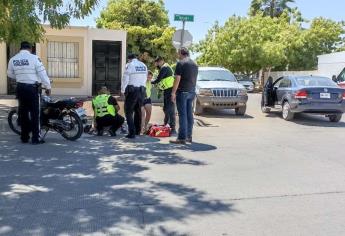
176, 91, 196, 140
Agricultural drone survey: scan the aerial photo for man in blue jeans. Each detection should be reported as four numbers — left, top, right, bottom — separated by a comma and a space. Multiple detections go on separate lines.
170, 47, 198, 144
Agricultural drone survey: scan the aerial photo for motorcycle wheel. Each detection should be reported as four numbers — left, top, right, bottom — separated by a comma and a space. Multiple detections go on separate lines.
60, 112, 83, 141
8, 108, 21, 135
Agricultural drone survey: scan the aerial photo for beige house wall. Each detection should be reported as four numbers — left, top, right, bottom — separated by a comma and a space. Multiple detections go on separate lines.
0, 26, 127, 96
0, 43, 7, 94
40, 26, 89, 96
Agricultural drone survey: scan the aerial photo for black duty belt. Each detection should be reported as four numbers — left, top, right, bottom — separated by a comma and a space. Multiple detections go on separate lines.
17, 82, 39, 88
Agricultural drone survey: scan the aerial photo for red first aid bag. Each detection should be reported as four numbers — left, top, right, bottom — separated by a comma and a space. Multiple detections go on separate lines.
148, 125, 171, 137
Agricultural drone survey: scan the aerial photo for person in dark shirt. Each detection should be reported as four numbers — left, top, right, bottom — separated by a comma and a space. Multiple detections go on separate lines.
332, 75, 338, 83
170, 47, 198, 144
92, 86, 125, 136
152, 56, 176, 133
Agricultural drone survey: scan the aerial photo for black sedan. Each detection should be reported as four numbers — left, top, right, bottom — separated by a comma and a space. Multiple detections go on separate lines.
261, 76, 345, 122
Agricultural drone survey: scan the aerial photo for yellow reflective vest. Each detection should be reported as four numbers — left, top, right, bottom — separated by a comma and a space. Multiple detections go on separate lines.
146, 80, 152, 98
92, 94, 116, 118
157, 63, 175, 90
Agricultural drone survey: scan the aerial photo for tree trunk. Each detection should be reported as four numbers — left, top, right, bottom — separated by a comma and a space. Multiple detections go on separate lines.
270, 0, 276, 18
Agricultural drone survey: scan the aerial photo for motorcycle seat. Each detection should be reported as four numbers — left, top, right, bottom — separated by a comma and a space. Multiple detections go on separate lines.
46, 99, 76, 109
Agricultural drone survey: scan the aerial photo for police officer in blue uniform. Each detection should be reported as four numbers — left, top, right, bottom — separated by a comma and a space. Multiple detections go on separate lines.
121, 54, 147, 139
7, 42, 51, 144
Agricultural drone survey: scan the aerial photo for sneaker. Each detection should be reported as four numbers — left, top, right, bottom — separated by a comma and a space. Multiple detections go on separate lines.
169, 139, 187, 145
108, 130, 117, 137
21, 137, 29, 143
125, 134, 135, 139
21, 135, 30, 143
97, 129, 104, 136
170, 129, 177, 136
32, 140, 45, 145
186, 137, 193, 143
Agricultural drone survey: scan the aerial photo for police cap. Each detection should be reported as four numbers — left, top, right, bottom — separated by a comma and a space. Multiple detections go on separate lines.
20, 41, 32, 50
127, 53, 137, 60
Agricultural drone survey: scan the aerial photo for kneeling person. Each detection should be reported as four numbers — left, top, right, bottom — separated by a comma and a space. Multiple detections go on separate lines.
92, 87, 125, 136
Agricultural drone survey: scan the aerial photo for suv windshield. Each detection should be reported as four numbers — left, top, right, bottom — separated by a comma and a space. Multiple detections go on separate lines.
296, 77, 337, 87
198, 70, 237, 82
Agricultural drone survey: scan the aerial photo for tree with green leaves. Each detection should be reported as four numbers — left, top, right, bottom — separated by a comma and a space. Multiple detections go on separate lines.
0, 0, 98, 43
195, 15, 301, 75
195, 14, 345, 76
96, 0, 176, 66
287, 18, 345, 70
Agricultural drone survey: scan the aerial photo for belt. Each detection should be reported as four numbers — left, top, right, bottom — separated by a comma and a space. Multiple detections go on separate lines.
127, 85, 144, 88
17, 82, 39, 87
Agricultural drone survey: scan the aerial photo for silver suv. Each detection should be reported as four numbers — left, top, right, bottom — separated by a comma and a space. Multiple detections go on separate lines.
194, 67, 248, 115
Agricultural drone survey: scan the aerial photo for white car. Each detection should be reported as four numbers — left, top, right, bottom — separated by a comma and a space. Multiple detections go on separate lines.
194, 67, 248, 115
235, 74, 255, 92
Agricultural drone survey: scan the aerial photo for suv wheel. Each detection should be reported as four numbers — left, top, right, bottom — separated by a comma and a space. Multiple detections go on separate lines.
282, 101, 294, 121
193, 98, 204, 115
329, 114, 342, 123
235, 105, 246, 116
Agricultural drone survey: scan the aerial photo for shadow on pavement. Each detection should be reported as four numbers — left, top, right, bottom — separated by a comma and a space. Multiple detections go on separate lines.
264, 111, 345, 128
198, 109, 254, 119
0, 106, 234, 235
0, 104, 12, 134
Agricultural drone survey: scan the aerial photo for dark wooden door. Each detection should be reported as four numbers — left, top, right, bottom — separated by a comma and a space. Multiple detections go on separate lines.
92, 41, 122, 95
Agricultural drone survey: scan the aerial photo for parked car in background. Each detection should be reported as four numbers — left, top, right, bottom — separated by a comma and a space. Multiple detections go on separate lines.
235, 74, 255, 92
261, 76, 345, 122
194, 67, 248, 115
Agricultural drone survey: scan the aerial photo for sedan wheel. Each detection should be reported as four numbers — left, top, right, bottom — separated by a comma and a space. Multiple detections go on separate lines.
282, 102, 294, 121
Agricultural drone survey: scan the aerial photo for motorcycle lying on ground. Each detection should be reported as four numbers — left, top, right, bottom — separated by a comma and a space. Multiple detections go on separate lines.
8, 88, 87, 141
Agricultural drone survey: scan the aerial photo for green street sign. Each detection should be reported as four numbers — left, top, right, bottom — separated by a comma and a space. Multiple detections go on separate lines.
174, 14, 194, 22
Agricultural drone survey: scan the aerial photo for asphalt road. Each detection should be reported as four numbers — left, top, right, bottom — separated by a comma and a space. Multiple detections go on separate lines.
1, 94, 345, 236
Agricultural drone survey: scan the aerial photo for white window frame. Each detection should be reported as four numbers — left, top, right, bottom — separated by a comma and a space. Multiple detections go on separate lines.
47, 41, 80, 79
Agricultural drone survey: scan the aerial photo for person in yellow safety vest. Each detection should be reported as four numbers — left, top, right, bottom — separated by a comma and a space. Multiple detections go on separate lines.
152, 56, 176, 134
141, 71, 153, 133
92, 86, 125, 136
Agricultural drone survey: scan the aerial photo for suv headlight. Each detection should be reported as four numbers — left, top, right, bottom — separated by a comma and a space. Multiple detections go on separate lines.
237, 89, 247, 96
199, 88, 213, 96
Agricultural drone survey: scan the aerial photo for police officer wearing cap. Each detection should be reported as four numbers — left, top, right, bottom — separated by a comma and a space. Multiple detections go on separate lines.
7, 41, 51, 144
121, 53, 147, 139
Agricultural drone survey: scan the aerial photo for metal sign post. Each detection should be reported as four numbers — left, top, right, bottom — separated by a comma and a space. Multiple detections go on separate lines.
181, 20, 186, 49
174, 14, 194, 49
